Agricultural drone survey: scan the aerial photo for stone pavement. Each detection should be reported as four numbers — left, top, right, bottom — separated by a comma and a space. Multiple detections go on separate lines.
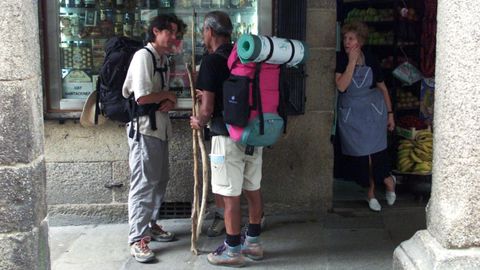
49, 204, 426, 270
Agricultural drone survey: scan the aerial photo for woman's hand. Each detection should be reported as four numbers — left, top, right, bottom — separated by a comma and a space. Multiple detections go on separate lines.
387, 114, 395, 131
348, 45, 361, 65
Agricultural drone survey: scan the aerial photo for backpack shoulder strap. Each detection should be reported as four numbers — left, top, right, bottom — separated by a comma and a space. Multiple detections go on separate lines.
252, 63, 264, 135
142, 47, 168, 89
143, 47, 158, 72
278, 66, 288, 133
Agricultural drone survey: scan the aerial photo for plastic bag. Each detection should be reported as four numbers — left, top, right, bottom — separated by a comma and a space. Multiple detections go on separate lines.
392, 62, 423, 86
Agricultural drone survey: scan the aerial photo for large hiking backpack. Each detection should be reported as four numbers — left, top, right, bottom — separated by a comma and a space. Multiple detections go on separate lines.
222, 44, 285, 148
96, 37, 168, 135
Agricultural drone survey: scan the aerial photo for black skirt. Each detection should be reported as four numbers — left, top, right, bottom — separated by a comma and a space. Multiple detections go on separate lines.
333, 134, 391, 187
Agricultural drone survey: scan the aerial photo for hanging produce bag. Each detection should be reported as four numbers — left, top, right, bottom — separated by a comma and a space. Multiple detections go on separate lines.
392, 62, 423, 86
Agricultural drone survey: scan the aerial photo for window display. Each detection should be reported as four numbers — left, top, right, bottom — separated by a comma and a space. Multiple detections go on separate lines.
44, 0, 272, 112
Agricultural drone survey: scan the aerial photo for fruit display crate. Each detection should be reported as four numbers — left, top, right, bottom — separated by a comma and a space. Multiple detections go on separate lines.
396, 126, 431, 140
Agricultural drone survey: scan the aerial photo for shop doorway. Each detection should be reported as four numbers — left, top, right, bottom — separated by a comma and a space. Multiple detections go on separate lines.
333, 0, 437, 209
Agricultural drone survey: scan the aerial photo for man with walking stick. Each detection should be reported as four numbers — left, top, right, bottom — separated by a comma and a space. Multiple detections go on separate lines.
190, 11, 264, 267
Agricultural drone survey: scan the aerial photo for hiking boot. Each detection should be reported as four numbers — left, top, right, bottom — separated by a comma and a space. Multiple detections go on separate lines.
207, 213, 225, 237
130, 237, 155, 263
207, 242, 245, 267
241, 236, 264, 260
150, 223, 175, 242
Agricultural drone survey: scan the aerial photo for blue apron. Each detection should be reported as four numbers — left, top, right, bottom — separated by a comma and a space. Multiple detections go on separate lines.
338, 65, 387, 156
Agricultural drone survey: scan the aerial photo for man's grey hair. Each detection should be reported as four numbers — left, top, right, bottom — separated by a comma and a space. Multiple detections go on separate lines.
204, 11, 233, 37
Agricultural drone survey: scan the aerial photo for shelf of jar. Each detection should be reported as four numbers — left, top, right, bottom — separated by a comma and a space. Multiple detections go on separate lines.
61, 36, 112, 42
60, 35, 200, 44
59, 6, 184, 13
60, 7, 97, 14
170, 6, 256, 14
59, 6, 256, 15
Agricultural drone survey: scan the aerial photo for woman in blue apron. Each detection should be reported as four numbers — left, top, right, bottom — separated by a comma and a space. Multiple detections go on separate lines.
335, 22, 396, 212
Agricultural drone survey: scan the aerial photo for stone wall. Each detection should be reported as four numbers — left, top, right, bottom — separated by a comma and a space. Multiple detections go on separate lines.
45, 0, 337, 224
0, 1, 50, 269
45, 120, 195, 225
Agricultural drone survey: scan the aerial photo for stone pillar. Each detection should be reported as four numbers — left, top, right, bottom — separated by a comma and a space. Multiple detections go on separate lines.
393, 1, 480, 269
0, 1, 50, 270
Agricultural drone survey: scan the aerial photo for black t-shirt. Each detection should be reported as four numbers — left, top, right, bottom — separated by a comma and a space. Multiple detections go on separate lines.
196, 43, 233, 117
335, 48, 384, 89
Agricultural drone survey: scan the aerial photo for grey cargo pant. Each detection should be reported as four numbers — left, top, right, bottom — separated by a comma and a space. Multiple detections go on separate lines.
127, 132, 169, 244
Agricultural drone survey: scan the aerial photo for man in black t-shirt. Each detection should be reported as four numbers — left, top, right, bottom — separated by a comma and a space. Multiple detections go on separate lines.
195, 43, 232, 126
190, 11, 264, 267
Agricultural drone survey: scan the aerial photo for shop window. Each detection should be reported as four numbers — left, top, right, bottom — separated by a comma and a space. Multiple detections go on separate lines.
41, 0, 273, 117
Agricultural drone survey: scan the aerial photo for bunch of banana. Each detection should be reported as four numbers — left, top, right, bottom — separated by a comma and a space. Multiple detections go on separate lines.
397, 139, 416, 172
396, 130, 433, 173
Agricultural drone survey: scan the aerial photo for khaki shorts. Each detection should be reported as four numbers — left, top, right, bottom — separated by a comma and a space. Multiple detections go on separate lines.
210, 135, 263, 196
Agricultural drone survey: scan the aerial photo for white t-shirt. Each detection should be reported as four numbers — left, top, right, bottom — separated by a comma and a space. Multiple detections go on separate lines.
122, 43, 172, 141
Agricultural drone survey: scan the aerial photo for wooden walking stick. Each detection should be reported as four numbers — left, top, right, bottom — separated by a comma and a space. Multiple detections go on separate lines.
188, 62, 200, 255
188, 9, 200, 255
196, 100, 209, 242
187, 9, 210, 254
186, 61, 210, 254
188, 9, 211, 255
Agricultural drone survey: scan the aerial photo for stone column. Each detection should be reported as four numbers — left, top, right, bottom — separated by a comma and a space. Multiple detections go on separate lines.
393, 0, 480, 269
0, 1, 50, 270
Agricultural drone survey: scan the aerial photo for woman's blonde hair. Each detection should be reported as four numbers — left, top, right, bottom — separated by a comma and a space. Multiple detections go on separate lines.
341, 22, 369, 45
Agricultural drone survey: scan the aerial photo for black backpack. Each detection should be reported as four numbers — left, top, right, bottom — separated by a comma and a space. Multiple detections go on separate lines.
95, 36, 168, 139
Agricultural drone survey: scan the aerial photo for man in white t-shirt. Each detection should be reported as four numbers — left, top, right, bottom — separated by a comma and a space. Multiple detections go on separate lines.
122, 14, 185, 263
